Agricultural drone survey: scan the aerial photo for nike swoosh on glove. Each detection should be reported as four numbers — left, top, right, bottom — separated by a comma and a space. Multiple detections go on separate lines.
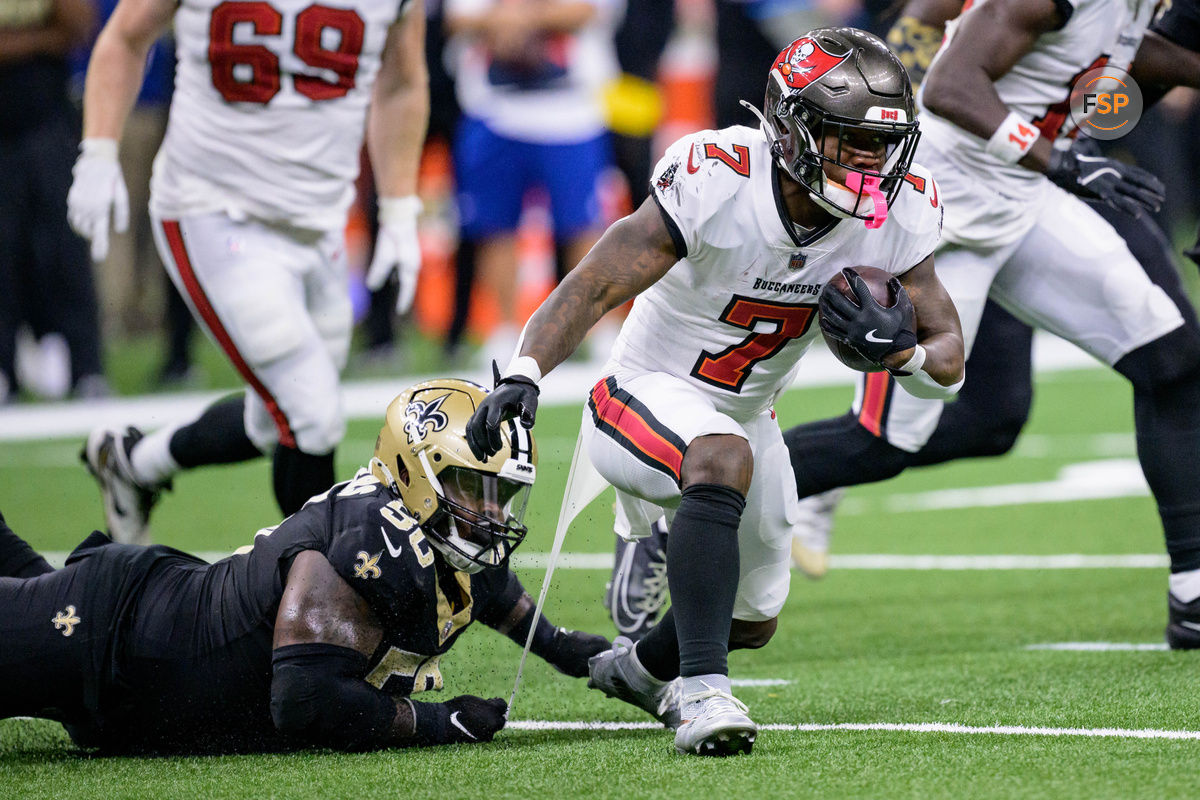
411, 695, 508, 745
67, 139, 129, 263
818, 268, 917, 366
1046, 148, 1165, 218
365, 196, 423, 313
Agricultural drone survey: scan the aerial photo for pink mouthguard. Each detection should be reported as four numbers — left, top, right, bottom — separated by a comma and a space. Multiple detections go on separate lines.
845, 172, 888, 229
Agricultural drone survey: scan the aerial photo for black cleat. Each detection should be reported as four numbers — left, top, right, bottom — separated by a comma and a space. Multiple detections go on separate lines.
1166, 591, 1200, 649
604, 518, 669, 640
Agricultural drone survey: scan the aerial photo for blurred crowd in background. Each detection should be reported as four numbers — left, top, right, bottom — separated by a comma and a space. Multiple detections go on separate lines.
2, 0, 1199, 404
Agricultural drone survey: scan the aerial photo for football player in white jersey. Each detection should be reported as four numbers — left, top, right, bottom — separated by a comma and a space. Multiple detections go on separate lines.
67, 0, 429, 542
466, 28, 966, 756
783, 0, 1200, 647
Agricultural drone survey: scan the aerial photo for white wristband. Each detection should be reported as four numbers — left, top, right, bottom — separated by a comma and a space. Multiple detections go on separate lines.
984, 112, 1040, 164
80, 138, 119, 161
377, 195, 422, 225
893, 344, 926, 376
503, 355, 542, 384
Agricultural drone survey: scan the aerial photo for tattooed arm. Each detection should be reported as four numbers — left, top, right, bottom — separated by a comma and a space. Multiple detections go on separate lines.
518, 197, 680, 375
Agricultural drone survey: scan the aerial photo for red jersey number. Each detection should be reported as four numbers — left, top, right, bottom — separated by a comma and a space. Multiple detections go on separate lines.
691, 297, 816, 393
209, 2, 365, 104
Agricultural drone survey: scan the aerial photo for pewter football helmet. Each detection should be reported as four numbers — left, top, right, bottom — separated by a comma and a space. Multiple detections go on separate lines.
750, 27, 921, 220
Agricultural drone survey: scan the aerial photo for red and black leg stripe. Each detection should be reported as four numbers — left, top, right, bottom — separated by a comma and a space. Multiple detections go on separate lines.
589, 377, 687, 486
161, 220, 297, 449
857, 371, 896, 439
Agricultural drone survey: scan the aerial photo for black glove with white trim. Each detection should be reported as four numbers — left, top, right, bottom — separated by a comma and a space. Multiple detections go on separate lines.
1045, 147, 1165, 217
410, 695, 508, 745
818, 269, 917, 367
466, 361, 540, 461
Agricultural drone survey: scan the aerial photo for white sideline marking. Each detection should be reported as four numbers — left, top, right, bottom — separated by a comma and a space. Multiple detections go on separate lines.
506, 720, 1200, 740
1026, 642, 1170, 652
37, 551, 1169, 570
0, 334, 1097, 443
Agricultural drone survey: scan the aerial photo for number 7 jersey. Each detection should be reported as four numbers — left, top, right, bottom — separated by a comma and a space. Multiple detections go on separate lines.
607, 125, 943, 423
150, 0, 414, 231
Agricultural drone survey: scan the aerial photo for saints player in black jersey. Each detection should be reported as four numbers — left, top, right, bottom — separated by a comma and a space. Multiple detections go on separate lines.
0, 379, 609, 754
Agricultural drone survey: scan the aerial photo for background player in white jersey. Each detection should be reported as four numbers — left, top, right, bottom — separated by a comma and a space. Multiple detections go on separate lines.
782, 0, 1200, 647
466, 29, 966, 756
67, 0, 429, 542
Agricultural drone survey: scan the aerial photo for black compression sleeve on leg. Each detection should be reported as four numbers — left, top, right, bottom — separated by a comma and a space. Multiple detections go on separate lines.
273, 446, 336, 516
0, 512, 53, 577
635, 607, 680, 682
270, 643, 397, 750
785, 413, 915, 499
169, 395, 262, 468
912, 301, 1034, 466
668, 483, 745, 678
1117, 330, 1200, 573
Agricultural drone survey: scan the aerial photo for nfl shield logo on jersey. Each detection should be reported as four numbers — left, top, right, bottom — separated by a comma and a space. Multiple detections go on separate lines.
788, 252, 807, 271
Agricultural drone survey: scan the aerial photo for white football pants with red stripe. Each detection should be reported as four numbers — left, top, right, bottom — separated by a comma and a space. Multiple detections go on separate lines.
151, 211, 351, 455
853, 170, 1183, 453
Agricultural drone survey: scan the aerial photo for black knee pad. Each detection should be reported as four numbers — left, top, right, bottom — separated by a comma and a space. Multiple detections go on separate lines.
786, 413, 916, 499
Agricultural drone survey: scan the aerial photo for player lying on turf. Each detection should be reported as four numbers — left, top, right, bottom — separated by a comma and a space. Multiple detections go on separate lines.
467, 28, 965, 756
0, 379, 608, 754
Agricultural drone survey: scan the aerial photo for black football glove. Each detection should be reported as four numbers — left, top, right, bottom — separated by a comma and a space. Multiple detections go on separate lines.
538, 628, 611, 678
818, 268, 917, 370
410, 695, 508, 745
465, 361, 540, 461
1045, 147, 1165, 218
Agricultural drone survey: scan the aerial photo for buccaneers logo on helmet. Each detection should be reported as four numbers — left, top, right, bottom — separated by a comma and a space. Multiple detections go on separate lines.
774, 38, 848, 90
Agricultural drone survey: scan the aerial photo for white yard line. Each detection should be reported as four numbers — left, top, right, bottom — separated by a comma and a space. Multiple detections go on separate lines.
506, 720, 1200, 740
36, 551, 1170, 570
1026, 642, 1169, 651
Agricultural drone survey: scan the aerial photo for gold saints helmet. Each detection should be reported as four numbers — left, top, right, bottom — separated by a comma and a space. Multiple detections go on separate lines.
371, 379, 537, 573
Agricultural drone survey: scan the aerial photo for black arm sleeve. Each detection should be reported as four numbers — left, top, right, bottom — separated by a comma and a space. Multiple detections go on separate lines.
270, 643, 397, 750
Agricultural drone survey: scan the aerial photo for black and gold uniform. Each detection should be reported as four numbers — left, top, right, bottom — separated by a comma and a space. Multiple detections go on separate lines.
0, 469, 565, 754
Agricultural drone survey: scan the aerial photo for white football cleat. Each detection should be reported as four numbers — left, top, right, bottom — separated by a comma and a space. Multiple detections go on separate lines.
674, 683, 757, 756
82, 426, 164, 545
790, 487, 845, 579
587, 636, 682, 729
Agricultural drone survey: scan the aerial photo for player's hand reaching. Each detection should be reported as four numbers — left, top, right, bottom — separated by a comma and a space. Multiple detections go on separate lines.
410, 695, 508, 745
1045, 147, 1165, 218
818, 268, 917, 369
365, 196, 423, 314
67, 139, 129, 262
466, 362, 540, 461
539, 628, 612, 678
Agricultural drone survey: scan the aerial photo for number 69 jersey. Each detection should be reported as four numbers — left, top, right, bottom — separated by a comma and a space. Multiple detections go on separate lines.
608, 125, 943, 423
150, 0, 415, 231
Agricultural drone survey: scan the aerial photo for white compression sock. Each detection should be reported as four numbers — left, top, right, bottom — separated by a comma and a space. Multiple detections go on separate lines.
1169, 569, 1200, 603
130, 425, 182, 488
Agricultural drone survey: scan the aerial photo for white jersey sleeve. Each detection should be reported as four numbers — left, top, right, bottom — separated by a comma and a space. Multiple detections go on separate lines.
650, 129, 757, 260
882, 161, 943, 272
